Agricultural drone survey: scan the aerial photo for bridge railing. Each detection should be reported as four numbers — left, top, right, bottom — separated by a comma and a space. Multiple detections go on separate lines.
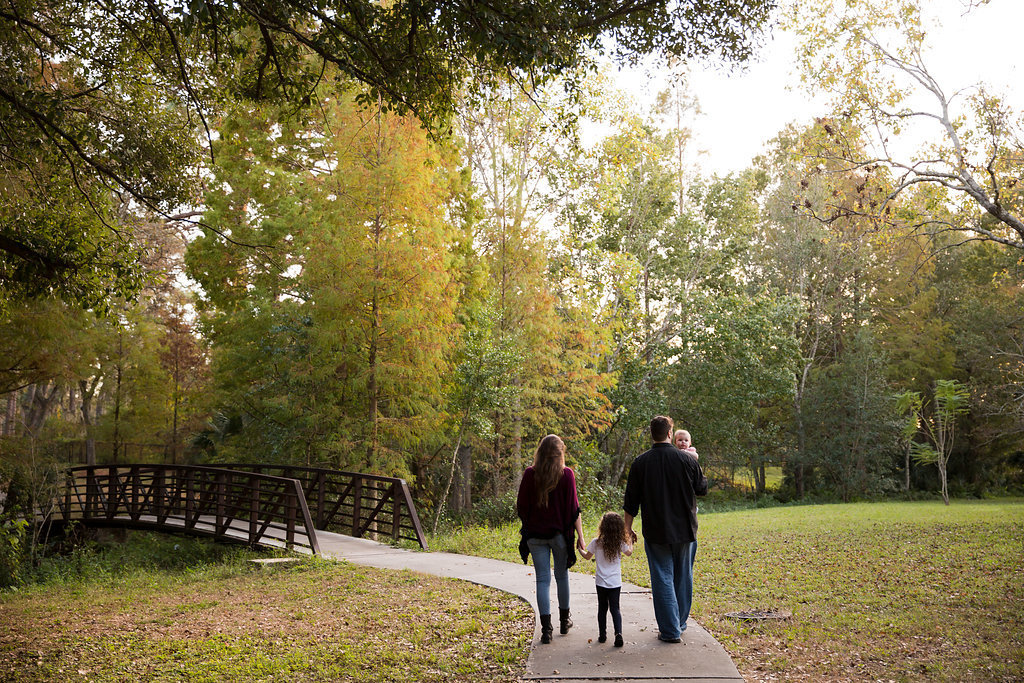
215, 464, 428, 549
55, 465, 320, 555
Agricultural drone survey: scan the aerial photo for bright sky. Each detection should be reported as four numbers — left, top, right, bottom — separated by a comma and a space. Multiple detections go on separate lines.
616, 0, 1023, 177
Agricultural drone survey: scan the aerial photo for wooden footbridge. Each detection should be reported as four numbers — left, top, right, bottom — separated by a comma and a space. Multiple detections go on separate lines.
43, 464, 428, 553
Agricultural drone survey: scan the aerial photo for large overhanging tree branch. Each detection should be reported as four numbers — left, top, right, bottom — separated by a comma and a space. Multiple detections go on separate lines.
1, 0, 775, 306
3, 0, 777, 192
785, 0, 1024, 251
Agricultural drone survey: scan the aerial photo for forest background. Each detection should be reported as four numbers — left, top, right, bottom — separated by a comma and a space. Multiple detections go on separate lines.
2, 0, 1022, 550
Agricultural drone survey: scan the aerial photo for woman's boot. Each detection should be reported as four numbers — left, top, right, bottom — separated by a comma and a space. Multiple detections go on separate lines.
540, 614, 553, 644
559, 608, 573, 634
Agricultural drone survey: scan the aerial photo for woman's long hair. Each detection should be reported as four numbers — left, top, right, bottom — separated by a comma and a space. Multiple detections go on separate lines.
532, 434, 566, 508
597, 511, 626, 562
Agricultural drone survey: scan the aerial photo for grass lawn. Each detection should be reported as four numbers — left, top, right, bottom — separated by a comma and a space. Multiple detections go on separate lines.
433, 498, 1024, 682
0, 534, 532, 682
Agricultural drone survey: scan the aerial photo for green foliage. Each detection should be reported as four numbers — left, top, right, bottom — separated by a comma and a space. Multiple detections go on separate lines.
669, 289, 801, 485
910, 379, 971, 504
5, 0, 1024, 541
24, 531, 252, 587
571, 441, 627, 520
0, 181, 148, 313
429, 522, 521, 565
910, 440, 939, 466
0, 3, 199, 310
801, 329, 901, 501
0, 517, 28, 588
932, 243, 1024, 490
449, 490, 518, 530
187, 96, 461, 476
1, 0, 775, 310
457, 79, 615, 495
0, 300, 97, 396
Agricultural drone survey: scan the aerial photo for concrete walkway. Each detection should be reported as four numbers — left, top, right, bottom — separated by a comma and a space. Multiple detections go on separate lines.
316, 530, 743, 682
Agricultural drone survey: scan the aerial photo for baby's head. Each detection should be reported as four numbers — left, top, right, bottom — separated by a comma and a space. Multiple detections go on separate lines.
673, 429, 692, 450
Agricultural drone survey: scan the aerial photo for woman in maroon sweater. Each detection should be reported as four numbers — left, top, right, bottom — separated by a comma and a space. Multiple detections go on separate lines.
517, 434, 587, 644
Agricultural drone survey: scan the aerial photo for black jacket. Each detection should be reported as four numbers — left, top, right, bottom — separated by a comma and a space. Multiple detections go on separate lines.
623, 442, 708, 545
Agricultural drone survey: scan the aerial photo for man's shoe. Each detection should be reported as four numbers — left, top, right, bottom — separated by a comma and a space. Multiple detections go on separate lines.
614, 633, 624, 647
657, 633, 681, 643
598, 632, 607, 643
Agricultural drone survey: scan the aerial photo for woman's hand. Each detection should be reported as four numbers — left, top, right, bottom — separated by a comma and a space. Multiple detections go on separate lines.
577, 537, 587, 552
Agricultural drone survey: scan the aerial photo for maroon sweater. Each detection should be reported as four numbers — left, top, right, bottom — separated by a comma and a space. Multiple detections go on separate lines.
517, 466, 580, 537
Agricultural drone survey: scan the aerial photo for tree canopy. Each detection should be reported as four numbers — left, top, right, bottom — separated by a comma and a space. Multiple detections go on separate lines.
1, 0, 775, 307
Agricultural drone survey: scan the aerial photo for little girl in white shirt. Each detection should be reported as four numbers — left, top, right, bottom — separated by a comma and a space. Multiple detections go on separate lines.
582, 511, 633, 647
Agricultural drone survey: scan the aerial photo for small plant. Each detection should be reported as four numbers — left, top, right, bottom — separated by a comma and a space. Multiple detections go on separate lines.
0, 516, 28, 587
908, 380, 971, 505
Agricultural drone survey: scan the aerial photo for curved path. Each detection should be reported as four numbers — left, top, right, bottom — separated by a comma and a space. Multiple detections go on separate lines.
316, 530, 743, 682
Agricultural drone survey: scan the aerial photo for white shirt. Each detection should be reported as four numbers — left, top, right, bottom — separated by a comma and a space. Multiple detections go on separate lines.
586, 538, 630, 589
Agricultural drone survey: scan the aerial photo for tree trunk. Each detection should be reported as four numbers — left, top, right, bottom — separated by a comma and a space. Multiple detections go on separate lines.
367, 98, 384, 469
904, 444, 911, 493
492, 413, 503, 496
512, 389, 523, 491
171, 352, 180, 464
23, 382, 62, 437
368, 292, 379, 466
79, 379, 96, 467
434, 417, 469, 534
113, 334, 123, 464
458, 444, 472, 511
20, 384, 36, 436
939, 460, 949, 505
643, 266, 651, 365
3, 392, 16, 436
793, 358, 814, 499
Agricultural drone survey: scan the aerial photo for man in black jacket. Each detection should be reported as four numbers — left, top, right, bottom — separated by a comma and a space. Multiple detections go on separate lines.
624, 415, 708, 643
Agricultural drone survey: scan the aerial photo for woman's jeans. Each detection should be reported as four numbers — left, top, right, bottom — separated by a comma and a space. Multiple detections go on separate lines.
528, 534, 570, 616
645, 540, 696, 639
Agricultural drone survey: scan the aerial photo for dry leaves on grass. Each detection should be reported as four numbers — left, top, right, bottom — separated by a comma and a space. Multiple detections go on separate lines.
0, 558, 533, 682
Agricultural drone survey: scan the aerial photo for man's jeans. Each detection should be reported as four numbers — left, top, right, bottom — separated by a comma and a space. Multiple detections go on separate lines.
645, 540, 696, 639
528, 534, 570, 616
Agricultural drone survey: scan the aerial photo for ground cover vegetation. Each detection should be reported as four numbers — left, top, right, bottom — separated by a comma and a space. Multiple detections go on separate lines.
2, 2, 1023, 678
0, 531, 532, 682
431, 498, 1024, 682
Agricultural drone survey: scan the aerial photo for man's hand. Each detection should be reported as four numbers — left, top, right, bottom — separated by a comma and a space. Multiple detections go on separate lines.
624, 511, 638, 545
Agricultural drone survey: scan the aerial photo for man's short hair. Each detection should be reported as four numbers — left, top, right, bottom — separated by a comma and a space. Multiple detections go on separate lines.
651, 415, 674, 442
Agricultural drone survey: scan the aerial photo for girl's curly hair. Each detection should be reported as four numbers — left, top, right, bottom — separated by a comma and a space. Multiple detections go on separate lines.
597, 511, 626, 562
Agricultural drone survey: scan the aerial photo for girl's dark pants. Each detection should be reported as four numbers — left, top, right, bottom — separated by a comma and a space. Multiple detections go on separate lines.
596, 585, 622, 636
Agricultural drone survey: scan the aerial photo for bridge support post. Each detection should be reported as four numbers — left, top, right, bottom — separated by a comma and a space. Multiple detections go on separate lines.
352, 477, 362, 537
249, 479, 260, 547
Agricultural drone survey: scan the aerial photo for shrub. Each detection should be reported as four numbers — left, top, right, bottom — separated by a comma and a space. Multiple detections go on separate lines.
0, 516, 28, 587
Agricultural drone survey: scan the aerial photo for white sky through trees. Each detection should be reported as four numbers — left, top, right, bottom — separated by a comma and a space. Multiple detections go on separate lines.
614, 0, 1023, 177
